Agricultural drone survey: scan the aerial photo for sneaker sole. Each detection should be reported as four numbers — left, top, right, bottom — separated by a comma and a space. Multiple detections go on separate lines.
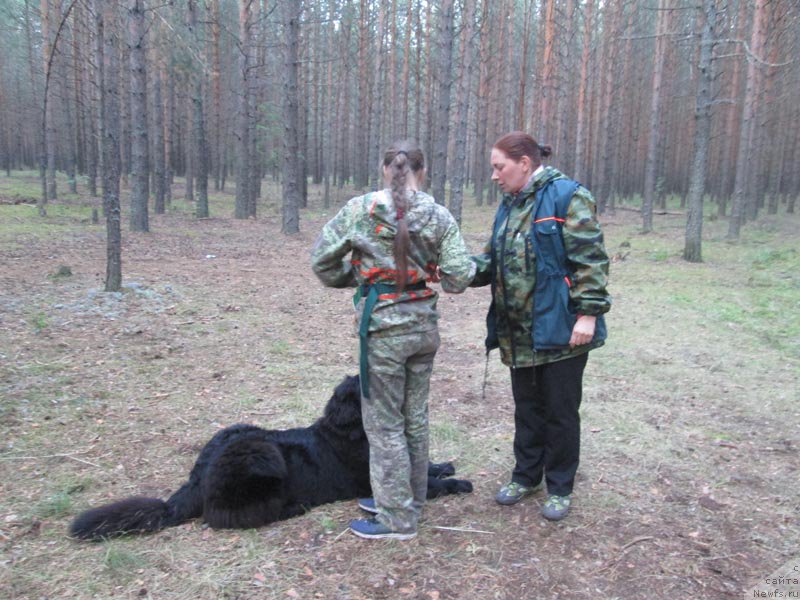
542, 509, 570, 521
495, 491, 535, 506
358, 501, 379, 514
350, 528, 417, 541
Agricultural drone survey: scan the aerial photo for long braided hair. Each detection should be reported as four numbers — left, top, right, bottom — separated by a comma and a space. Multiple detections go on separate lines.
382, 141, 425, 293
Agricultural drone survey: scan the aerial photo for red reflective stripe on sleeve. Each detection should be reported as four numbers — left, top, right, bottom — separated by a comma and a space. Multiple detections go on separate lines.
534, 216, 566, 223
378, 293, 400, 300
564, 276, 572, 287
369, 199, 378, 217
375, 224, 384, 234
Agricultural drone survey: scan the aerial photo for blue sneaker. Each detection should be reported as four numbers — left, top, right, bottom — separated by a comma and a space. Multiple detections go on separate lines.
349, 518, 417, 540
357, 498, 378, 514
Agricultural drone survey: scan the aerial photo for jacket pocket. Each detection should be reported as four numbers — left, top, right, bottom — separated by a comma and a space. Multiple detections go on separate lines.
534, 221, 565, 275
533, 273, 576, 350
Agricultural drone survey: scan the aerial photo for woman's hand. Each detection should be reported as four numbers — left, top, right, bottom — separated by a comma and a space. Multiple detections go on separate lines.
569, 315, 596, 348
426, 264, 443, 283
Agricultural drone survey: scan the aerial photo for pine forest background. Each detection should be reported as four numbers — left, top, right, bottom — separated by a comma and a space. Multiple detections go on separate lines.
0, 0, 798, 280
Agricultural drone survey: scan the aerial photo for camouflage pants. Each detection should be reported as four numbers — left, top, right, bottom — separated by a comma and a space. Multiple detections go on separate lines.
362, 328, 440, 532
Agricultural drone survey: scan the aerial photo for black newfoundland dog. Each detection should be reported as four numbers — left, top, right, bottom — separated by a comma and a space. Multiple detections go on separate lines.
70, 375, 472, 540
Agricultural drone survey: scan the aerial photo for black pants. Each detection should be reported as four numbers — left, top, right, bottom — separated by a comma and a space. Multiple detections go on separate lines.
510, 352, 589, 497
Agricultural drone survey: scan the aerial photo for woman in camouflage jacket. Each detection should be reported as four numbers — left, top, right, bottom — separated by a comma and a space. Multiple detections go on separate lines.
472, 131, 611, 521
311, 141, 475, 539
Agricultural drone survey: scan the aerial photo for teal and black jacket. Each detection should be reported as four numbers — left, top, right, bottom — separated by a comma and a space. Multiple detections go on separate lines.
472, 167, 611, 368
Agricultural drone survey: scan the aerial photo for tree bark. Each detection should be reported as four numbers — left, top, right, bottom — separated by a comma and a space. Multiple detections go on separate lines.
98, 0, 122, 291
537, 0, 556, 140
642, 0, 668, 233
281, 0, 301, 234
40, 0, 57, 209
234, 0, 251, 218
728, 0, 766, 239
194, 77, 209, 218
210, 0, 223, 191
472, 0, 492, 206
431, 0, 455, 205
684, 0, 717, 263
368, 2, 386, 190
448, 0, 476, 224
573, 0, 594, 182
152, 66, 166, 214
128, 0, 150, 232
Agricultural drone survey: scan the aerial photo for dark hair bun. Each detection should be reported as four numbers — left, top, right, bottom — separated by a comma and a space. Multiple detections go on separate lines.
539, 144, 552, 158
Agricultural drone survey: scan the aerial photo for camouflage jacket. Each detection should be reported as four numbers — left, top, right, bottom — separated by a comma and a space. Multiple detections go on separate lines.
472, 167, 610, 367
312, 189, 476, 336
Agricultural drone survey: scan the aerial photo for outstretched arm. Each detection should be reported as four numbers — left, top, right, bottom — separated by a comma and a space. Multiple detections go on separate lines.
437, 218, 477, 293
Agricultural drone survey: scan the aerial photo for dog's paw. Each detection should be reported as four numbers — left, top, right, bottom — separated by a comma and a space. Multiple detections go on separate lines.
447, 478, 473, 494
428, 461, 456, 479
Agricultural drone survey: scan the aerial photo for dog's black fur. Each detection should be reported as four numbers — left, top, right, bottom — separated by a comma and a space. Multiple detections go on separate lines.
70, 375, 472, 540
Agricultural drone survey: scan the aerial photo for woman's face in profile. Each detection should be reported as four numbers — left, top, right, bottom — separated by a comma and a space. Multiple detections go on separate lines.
490, 148, 532, 194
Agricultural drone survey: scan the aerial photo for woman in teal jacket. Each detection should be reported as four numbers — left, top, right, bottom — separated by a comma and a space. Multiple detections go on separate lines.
473, 131, 611, 521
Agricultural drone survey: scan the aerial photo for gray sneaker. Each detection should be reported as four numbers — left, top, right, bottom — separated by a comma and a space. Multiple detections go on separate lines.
541, 494, 571, 521
495, 481, 540, 505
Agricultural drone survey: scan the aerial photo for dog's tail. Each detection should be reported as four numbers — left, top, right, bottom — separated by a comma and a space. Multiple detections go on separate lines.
69, 478, 203, 541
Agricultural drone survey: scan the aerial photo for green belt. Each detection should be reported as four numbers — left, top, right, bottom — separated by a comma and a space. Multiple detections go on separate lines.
354, 281, 428, 398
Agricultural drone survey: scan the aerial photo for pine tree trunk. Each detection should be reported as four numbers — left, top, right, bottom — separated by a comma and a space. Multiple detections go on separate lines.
728, 0, 766, 239
400, 0, 413, 139
368, 2, 386, 191
184, 95, 194, 202
128, 0, 150, 232
165, 67, 174, 205
99, 0, 122, 291
72, 12, 86, 180
537, 0, 556, 141
642, 0, 668, 233
234, 0, 251, 218
422, 0, 435, 189
472, 0, 492, 206
573, 0, 594, 182
355, 0, 370, 189
153, 67, 166, 214
194, 77, 209, 218
40, 0, 57, 209
684, 0, 717, 263
61, 63, 78, 194
281, 0, 301, 234
83, 5, 99, 196
210, 0, 222, 191
431, 0, 455, 205
448, 0, 476, 224
516, 0, 533, 130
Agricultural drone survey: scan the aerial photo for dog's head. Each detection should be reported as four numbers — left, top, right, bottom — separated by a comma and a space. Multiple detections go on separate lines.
321, 375, 363, 436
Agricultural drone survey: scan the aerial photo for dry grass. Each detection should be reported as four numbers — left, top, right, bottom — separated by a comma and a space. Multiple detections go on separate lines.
1, 172, 798, 599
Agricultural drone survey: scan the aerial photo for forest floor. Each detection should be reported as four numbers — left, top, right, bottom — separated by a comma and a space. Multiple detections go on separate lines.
0, 171, 798, 600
